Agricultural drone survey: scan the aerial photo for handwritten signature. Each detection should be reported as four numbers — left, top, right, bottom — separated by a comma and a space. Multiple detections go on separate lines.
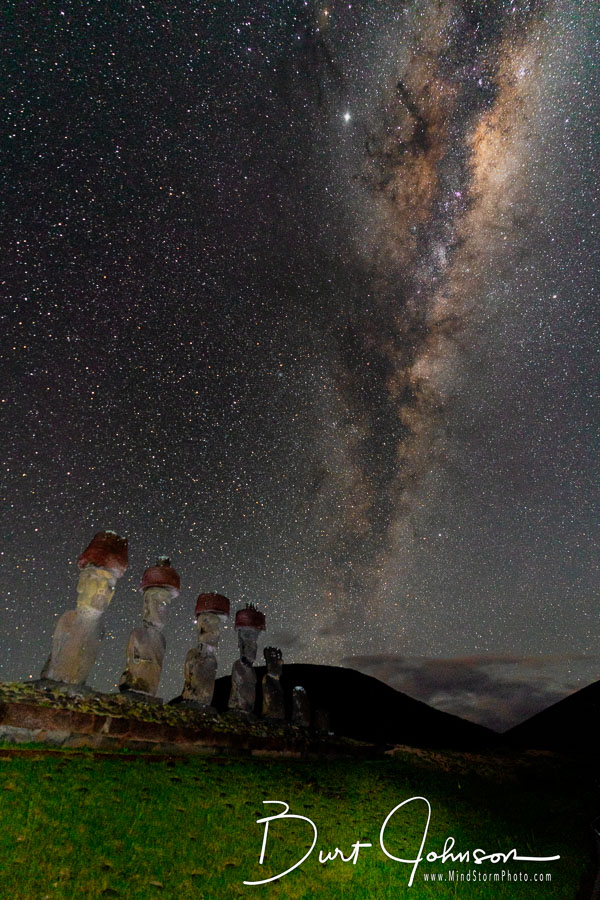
243, 797, 560, 887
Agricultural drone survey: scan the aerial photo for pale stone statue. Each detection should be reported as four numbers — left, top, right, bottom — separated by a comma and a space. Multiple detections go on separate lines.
181, 593, 230, 707
292, 685, 310, 728
314, 708, 332, 733
228, 604, 266, 714
262, 647, 285, 720
41, 531, 128, 686
119, 557, 179, 699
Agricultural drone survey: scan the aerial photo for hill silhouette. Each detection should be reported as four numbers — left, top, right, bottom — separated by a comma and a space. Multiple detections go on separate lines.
214, 663, 498, 749
506, 678, 600, 751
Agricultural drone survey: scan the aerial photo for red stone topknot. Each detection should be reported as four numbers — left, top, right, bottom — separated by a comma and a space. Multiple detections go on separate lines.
195, 593, 231, 617
140, 557, 181, 596
234, 603, 266, 631
77, 531, 129, 578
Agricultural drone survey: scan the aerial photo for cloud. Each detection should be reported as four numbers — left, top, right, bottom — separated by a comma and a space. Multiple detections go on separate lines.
269, 629, 306, 652
340, 653, 596, 732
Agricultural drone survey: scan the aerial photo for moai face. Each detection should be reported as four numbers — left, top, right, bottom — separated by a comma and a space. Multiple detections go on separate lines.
237, 626, 259, 666
196, 611, 223, 650
142, 585, 173, 628
76, 566, 116, 612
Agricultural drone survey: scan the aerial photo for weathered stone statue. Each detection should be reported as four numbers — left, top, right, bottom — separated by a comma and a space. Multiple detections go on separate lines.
41, 531, 128, 687
262, 646, 285, 720
292, 685, 311, 728
314, 707, 332, 734
228, 604, 266, 714
119, 557, 180, 699
181, 593, 230, 707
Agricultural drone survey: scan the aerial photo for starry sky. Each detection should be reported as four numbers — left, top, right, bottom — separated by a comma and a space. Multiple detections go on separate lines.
2, 0, 598, 731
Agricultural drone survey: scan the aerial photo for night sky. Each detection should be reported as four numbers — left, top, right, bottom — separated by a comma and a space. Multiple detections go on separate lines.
2, 0, 598, 731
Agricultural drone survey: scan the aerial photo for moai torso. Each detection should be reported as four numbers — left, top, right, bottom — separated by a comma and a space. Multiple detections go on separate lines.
292, 685, 310, 728
182, 611, 221, 705
41, 565, 116, 685
120, 577, 176, 697
119, 623, 167, 695
314, 708, 331, 733
181, 594, 230, 707
262, 647, 285, 720
183, 642, 218, 705
229, 658, 256, 712
229, 625, 259, 713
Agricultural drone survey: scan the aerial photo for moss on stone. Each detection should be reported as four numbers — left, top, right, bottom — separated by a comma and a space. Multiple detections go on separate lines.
0, 682, 368, 750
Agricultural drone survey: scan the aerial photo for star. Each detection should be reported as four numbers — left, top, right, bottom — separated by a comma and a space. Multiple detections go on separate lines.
0, 0, 596, 732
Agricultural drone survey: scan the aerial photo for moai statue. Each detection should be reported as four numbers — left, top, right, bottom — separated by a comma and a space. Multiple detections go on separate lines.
40, 531, 128, 687
292, 685, 311, 728
181, 592, 230, 707
313, 708, 332, 734
262, 647, 285, 720
228, 604, 266, 714
119, 557, 180, 699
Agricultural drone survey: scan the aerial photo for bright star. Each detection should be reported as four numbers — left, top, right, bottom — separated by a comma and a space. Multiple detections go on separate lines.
343, 111, 352, 123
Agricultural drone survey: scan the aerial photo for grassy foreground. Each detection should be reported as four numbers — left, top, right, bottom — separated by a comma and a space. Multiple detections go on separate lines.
0, 744, 595, 899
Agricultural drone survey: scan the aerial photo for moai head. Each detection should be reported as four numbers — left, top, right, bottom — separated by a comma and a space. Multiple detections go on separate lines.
235, 604, 266, 666
74, 530, 129, 613
264, 646, 283, 677
76, 565, 117, 613
195, 593, 230, 649
140, 557, 180, 628
142, 585, 173, 628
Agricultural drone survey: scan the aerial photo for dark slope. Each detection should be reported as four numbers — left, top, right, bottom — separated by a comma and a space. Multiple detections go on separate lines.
214, 663, 498, 750
506, 679, 600, 751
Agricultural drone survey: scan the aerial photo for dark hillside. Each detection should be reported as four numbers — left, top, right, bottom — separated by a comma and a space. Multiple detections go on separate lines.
506, 678, 600, 751
214, 663, 498, 749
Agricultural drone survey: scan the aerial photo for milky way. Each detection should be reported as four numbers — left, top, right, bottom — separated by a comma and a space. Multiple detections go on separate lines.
1, 0, 597, 728
299, 0, 598, 664
308, 0, 551, 635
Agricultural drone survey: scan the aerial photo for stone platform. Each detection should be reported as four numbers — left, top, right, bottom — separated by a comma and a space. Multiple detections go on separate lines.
0, 682, 380, 759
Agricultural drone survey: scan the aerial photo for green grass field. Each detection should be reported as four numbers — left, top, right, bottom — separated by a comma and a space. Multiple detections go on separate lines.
0, 744, 596, 899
